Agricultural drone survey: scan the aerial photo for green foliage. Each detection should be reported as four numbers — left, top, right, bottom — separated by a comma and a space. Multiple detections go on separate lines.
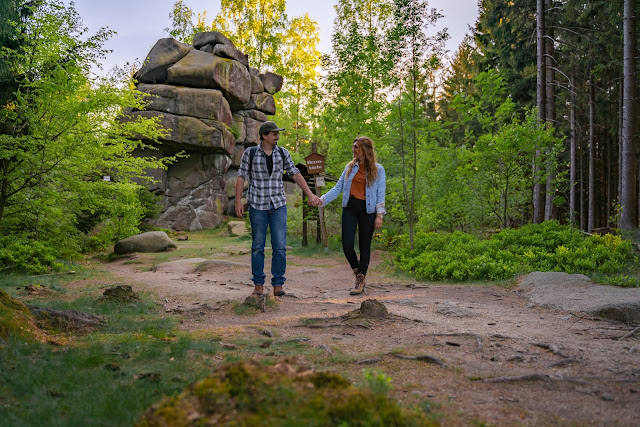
394, 221, 636, 282
596, 274, 640, 288
361, 368, 393, 396
164, 0, 195, 43
140, 361, 433, 426
0, 1, 173, 273
0, 237, 64, 274
210, 0, 288, 73
469, 110, 562, 228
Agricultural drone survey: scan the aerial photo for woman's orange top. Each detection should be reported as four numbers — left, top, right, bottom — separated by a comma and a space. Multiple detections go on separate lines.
350, 166, 366, 200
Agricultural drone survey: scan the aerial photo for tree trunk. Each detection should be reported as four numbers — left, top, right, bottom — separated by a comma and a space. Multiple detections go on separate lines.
533, 0, 545, 223
409, 67, 418, 249
544, 0, 555, 221
0, 160, 7, 226
569, 73, 577, 225
620, 0, 638, 229
588, 76, 596, 232
580, 134, 585, 230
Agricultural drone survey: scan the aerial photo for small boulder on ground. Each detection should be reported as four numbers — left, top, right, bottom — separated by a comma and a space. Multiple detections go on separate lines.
227, 221, 247, 236
519, 271, 640, 323
114, 231, 177, 254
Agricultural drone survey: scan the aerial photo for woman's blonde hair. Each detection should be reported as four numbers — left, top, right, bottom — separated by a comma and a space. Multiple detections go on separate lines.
346, 136, 378, 185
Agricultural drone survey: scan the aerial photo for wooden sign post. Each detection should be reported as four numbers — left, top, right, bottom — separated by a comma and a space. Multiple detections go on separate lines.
305, 146, 328, 249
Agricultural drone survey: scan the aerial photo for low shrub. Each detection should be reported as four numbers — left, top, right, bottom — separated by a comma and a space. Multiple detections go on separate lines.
393, 221, 637, 283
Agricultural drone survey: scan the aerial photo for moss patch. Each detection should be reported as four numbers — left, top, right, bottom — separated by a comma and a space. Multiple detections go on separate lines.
0, 289, 40, 340
139, 360, 435, 426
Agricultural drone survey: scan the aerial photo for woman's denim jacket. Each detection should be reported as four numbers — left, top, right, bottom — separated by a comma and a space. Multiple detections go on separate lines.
322, 162, 386, 215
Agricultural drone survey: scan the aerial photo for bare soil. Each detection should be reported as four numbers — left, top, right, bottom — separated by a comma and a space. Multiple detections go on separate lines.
102, 236, 640, 426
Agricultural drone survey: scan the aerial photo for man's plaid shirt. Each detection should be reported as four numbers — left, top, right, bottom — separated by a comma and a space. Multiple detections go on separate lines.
237, 143, 300, 210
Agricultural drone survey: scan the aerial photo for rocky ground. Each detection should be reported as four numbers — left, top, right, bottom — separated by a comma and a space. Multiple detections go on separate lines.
100, 235, 640, 426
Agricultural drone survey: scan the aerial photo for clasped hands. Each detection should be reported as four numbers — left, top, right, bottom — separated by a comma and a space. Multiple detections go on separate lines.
307, 194, 322, 207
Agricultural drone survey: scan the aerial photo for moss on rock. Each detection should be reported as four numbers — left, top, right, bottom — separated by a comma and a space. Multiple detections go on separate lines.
138, 360, 434, 426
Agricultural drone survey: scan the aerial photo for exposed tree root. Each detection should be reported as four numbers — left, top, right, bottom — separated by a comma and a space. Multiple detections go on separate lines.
391, 353, 447, 366
619, 326, 640, 340
355, 358, 383, 365
531, 342, 572, 359
482, 373, 551, 383
549, 357, 580, 368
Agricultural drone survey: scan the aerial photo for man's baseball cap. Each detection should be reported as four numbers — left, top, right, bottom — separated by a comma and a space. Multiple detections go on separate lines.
259, 121, 285, 135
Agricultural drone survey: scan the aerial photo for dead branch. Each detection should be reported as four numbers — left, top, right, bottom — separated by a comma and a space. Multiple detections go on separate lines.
422, 333, 484, 352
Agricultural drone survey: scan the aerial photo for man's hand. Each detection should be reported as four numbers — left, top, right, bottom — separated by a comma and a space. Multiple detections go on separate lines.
374, 216, 383, 229
308, 194, 322, 207
235, 199, 245, 218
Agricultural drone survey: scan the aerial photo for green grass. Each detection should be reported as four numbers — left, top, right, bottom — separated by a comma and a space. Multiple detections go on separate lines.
0, 329, 224, 426
0, 270, 228, 426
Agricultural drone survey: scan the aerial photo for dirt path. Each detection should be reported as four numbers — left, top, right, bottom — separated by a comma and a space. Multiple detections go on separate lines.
103, 239, 640, 426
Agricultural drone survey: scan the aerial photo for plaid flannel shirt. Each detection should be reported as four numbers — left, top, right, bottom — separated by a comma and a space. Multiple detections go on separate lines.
237, 143, 300, 210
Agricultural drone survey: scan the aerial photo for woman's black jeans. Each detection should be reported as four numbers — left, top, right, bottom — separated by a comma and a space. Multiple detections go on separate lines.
342, 196, 376, 275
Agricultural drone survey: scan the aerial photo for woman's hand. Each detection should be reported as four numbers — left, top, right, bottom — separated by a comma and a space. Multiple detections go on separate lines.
374, 215, 383, 229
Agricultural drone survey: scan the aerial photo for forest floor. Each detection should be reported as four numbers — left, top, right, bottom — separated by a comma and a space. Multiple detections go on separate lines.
95, 229, 640, 426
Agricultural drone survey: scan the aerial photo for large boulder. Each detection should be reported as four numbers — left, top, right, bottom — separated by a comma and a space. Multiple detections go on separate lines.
137, 84, 233, 126
167, 51, 251, 109
193, 31, 234, 49
231, 113, 246, 143
125, 111, 235, 155
165, 153, 229, 200
248, 93, 276, 115
239, 109, 268, 122
232, 144, 245, 168
134, 38, 194, 84
225, 169, 247, 198
244, 116, 261, 146
251, 75, 264, 94
156, 153, 229, 231
213, 44, 249, 68
519, 271, 640, 324
114, 231, 177, 254
260, 71, 283, 94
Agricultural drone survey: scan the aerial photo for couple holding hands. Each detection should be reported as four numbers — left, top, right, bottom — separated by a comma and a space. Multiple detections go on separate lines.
235, 121, 386, 298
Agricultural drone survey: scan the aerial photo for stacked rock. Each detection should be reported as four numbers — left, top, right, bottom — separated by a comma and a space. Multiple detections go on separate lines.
126, 32, 283, 230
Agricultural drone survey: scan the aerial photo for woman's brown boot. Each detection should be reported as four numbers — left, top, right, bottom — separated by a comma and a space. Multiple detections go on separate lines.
350, 273, 366, 295
351, 268, 360, 288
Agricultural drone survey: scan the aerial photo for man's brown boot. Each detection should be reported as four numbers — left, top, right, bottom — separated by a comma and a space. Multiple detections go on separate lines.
350, 273, 366, 295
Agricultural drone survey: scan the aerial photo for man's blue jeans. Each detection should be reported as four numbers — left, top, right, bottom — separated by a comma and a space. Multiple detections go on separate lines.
249, 205, 287, 287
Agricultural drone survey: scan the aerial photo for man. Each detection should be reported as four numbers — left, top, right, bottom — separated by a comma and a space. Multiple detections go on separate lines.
235, 121, 321, 297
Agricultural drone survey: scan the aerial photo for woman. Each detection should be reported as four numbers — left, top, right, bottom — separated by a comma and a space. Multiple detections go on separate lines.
321, 136, 386, 295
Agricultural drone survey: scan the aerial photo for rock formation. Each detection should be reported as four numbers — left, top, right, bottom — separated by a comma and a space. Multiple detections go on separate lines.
124, 33, 283, 230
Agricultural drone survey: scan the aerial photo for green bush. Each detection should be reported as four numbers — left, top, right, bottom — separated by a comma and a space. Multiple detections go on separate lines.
0, 237, 64, 274
394, 221, 636, 283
